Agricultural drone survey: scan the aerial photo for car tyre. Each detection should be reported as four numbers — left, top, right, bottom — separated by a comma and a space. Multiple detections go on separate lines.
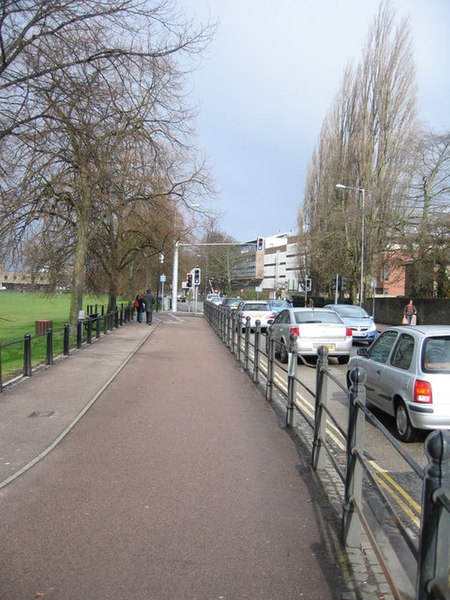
395, 401, 417, 443
279, 341, 288, 364
337, 355, 350, 365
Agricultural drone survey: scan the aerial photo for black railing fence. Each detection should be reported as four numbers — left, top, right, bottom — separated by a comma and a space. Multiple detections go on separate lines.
0, 304, 133, 392
204, 302, 450, 600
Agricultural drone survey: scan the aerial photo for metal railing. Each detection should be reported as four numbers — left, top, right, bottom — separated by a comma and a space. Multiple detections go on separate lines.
0, 305, 133, 392
204, 302, 450, 600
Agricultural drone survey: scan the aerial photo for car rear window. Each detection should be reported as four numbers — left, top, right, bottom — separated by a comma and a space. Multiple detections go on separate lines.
243, 303, 269, 311
294, 311, 341, 324
422, 336, 450, 373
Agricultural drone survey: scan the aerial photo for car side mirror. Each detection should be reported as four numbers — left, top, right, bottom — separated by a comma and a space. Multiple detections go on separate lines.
357, 348, 369, 357
267, 319, 274, 325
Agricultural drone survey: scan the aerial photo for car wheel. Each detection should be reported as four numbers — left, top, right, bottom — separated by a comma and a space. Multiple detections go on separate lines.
279, 340, 288, 364
337, 355, 350, 365
395, 401, 417, 443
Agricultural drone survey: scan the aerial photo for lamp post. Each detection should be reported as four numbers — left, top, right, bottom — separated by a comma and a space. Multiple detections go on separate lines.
336, 183, 366, 306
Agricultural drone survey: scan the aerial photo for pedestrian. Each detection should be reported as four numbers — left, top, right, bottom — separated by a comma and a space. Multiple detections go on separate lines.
134, 291, 144, 323
143, 288, 155, 324
403, 299, 417, 325
306, 298, 314, 308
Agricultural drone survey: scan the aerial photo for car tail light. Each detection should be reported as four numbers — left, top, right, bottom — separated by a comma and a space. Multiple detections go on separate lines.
346, 327, 353, 337
414, 379, 432, 404
290, 326, 299, 336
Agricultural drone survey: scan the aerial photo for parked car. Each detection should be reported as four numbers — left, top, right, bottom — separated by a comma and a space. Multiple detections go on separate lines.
206, 294, 222, 305
237, 300, 274, 331
347, 325, 450, 442
324, 303, 377, 343
220, 297, 242, 314
177, 292, 186, 302
268, 298, 293, 314
267, 307, 353, 364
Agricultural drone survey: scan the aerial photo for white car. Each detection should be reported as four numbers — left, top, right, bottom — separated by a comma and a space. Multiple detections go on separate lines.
238, 301, 274, 332
267, 307, 353, 364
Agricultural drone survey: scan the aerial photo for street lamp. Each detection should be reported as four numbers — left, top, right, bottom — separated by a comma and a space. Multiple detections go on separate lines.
336, 183, 366, 306
171, 203, 200, 313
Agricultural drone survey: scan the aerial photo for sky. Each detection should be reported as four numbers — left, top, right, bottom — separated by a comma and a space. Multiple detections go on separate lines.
180, 0, 450, 243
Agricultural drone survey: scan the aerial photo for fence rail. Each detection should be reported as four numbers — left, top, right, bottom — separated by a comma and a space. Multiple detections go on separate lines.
0, 304, 133, 392
204, 302, 450, 600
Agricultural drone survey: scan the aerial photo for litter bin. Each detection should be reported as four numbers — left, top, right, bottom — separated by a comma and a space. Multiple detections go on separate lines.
35, 320, 52, 335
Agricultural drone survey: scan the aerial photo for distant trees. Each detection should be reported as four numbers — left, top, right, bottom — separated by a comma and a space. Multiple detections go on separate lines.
300, 2, 422, 302
403, 132, 450, 297
0, 0, 215, 321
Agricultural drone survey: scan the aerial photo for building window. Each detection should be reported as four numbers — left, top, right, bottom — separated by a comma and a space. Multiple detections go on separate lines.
383, 266, 389, 282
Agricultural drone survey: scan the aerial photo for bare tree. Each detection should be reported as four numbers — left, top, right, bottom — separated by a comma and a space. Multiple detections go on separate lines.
301, 2, 419, 302
0, 1, 215, 321
402, 131, 450, 296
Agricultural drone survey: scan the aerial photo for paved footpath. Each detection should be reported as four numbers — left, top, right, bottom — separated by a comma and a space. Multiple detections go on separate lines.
0, 313, 350, 599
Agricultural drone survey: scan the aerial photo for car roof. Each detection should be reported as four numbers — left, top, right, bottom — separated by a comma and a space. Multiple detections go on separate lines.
291, 307, 335, 312
382, 325, 450, 335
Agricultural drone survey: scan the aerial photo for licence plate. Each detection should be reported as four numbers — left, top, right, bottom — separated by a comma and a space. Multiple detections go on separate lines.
314, 343, 336, 351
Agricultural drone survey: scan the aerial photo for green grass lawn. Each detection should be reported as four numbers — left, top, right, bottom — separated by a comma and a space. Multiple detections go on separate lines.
0, 291, 113, 343
0, 291, 127, 382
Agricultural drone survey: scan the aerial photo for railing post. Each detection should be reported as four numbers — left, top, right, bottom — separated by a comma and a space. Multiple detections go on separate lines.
342, 366, 366, 547
95, 314, 101, 339
286, 332, 298, 427
236, 315, 242, 363
231, 310, 236, 354
253, 320, 261, 383
243, 316, 251, 371
312, 346, 329, 470
63, 323, 70, 355
115, 309, 119, 328
46, 328, 53, 365
416, 430, 450, 600
77, 319, 83, 348
103, 314, 108, 334
87, 318, 93, 344
265, 333, 274, 402
23, 333, 32, 376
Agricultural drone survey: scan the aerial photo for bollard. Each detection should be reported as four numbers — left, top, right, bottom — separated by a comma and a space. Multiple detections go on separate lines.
312, 346, 329, 470
46, 328, 53, 365
286, 332, 298, 427
416, 430, 450, 600
253, 320, 261, 383
63, 323, 70, 355
23, 333, 32, 376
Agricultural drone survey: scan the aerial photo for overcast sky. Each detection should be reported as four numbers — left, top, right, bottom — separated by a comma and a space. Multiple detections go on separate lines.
181, 0, 450, 242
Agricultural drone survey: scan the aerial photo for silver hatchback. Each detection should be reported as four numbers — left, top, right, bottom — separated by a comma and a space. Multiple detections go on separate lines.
348, 325, 450, 442
267, 307, 353, 364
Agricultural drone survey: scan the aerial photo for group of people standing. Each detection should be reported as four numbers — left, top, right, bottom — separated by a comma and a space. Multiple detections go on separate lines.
134, 289, 155, 325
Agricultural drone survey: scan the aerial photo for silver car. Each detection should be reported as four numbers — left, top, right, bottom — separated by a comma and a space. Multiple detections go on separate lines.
267, 308, 353, 364
347, 325, 450, 442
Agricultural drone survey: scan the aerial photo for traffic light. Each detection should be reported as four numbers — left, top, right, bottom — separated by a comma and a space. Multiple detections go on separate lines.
257, 237, 264, 251
187, 273, 192, 288
305, 277, 312, 292
193, 267, 201, 286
